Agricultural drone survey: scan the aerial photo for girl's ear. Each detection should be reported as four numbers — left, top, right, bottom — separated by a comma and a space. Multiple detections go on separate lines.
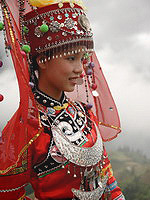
36, 55, 47, 70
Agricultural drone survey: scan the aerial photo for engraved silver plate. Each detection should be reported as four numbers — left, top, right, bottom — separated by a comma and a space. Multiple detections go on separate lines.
51, 123, 103, 167
34, 26, 44, 37
78, 15, 91, 32
72, 174, 108, 200
64, 18, 76, 29
56, 121, 83, 142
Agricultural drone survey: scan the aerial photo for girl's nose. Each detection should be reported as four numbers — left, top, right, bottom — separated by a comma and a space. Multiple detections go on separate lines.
74, 62, 83, 75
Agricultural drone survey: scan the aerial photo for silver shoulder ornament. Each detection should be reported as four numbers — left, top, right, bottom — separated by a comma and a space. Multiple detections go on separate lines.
51, 122, 103, 167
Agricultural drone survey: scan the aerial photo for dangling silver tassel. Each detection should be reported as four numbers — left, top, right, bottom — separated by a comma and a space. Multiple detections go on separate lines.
67, 163, 71, 174
73, 165, 77, 178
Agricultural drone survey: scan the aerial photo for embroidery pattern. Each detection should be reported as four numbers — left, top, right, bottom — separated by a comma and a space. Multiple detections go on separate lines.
0, 184, 27, 193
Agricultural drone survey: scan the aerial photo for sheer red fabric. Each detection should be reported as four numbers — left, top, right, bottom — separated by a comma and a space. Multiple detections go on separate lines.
0, 0, 121, 175
67, 52, 121, 141
0, 0, 41, 174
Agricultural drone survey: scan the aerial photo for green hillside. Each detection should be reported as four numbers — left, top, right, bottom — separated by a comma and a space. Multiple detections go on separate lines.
108, 147, 150, 200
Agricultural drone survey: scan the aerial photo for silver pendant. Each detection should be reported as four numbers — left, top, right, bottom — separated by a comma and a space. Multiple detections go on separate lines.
72, 174, 108, 200
51, 123, 103, 167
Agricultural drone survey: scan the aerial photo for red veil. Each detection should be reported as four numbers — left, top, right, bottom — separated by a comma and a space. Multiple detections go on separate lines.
0, 0, 121, 175
0, 0, 42, 174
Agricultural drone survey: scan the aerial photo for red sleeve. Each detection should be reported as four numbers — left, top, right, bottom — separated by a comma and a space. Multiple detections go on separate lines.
0, 175, 26, 200
0, 150, 32, 200
101, 148, 125, 200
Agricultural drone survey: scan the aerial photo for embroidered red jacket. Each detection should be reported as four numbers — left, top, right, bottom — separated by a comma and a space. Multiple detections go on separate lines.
0, 92, 125, 200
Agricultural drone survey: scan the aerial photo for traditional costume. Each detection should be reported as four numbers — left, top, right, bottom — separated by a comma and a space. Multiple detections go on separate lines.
0, 0, 125, 199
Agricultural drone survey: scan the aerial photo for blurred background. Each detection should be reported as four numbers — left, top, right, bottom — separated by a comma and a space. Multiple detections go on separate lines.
86, 1, 150, 199
0, 0, 150, 199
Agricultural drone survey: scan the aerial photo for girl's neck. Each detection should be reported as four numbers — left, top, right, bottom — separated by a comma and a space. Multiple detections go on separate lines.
38, 84, 62, 101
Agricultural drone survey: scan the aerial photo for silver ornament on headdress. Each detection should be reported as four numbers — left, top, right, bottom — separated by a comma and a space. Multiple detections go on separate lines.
78, 15, 91, 32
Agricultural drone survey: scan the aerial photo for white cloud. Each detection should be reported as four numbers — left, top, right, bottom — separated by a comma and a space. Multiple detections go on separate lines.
134, 32, 150, 48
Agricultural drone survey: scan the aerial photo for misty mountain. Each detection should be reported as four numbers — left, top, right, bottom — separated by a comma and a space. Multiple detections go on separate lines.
106, 133, 150, 158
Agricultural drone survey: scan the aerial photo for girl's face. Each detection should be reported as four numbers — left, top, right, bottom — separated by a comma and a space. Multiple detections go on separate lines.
37, 49, 85, 100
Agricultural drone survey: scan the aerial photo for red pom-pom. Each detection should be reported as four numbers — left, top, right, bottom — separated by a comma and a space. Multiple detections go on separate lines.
21, 50, 27, 57
83, 59, 87, 64
0, 94, 4, 102
80, 73, 84, 78
0, 60, 3, 68
92, 83, 97, 90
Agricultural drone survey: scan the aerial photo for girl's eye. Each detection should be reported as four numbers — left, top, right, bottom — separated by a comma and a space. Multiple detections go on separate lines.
67, 56, 75, 61
66, 55, 84, 62
81, 57, 84, 62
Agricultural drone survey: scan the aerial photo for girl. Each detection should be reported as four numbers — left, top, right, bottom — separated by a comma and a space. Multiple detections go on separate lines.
0, 0, 125, 199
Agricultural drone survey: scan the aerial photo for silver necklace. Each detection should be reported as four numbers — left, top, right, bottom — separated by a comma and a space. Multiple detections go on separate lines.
51, 122, 103, 167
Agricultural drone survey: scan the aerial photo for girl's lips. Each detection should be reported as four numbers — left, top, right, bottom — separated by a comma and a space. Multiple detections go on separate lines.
69, 77, 78, 84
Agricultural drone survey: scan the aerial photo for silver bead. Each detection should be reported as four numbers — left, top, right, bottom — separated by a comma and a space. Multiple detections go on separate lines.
73, 174, 77, 178
47, 36, 52, 41
57, 15, 62, 20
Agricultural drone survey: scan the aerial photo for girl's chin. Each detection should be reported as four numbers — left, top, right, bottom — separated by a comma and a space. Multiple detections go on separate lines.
64, 86, 76, 92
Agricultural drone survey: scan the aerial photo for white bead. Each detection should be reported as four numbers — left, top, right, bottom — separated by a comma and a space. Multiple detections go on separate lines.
73, 174, 77, 178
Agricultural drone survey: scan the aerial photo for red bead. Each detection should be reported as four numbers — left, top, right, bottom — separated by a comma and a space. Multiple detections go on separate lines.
92, 83, 97, 90
21, 50, 27, 57
83, 59, 87, 64
80, 73, 84, 78
0, 60, 3, 67
0, 94, 4, 102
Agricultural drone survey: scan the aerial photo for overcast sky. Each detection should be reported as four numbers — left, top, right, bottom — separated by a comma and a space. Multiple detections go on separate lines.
0, 1, 150, 155
85, 0, 150, 155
